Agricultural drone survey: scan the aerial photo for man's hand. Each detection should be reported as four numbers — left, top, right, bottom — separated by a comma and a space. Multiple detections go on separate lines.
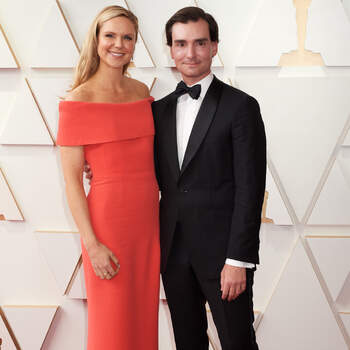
220, 264, 246, 301
84, 160, 93, 184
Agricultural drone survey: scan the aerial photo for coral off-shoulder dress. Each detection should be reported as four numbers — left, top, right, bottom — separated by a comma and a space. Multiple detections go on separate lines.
57, 97, 160, 350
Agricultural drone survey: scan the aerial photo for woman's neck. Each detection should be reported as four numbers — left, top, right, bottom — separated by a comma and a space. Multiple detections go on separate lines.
90, 63, 126, 93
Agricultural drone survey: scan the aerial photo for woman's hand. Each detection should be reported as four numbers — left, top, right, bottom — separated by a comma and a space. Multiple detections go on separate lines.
86, 241, 120, 280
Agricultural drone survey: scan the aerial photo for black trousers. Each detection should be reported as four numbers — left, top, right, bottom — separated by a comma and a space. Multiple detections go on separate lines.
162, 222, 259, 350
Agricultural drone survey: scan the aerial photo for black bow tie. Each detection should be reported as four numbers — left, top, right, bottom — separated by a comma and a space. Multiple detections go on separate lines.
174, 81, 201, 100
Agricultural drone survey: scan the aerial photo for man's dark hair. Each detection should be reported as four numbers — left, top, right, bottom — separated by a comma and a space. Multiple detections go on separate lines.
165, 7, 219, 46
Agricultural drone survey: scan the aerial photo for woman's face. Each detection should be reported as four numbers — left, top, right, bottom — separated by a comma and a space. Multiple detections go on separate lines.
97, 16, 136, 70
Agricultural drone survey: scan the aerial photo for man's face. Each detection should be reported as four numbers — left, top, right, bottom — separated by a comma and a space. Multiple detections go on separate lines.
170, 19, 218, 85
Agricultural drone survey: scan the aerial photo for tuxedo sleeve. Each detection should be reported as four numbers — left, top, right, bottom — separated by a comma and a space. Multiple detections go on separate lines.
227, 95, 266, 264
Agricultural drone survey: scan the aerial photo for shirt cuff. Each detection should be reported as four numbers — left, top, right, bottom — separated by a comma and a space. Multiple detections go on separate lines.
225, 258, 255, 269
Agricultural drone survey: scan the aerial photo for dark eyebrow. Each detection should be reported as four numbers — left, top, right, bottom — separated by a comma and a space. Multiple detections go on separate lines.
173, 38, 209, 43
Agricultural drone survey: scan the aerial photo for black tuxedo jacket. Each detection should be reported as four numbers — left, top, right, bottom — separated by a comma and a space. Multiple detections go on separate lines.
152, 76, 266, 276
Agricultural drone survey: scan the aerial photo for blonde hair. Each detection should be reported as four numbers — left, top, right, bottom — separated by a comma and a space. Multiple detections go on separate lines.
70, 5, 138, 91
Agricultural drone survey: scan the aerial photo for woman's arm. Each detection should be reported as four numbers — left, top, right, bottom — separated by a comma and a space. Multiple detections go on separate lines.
60, 146, 119, 280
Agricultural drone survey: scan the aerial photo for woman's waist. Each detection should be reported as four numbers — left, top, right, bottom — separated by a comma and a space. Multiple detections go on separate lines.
90, 171, 158, 186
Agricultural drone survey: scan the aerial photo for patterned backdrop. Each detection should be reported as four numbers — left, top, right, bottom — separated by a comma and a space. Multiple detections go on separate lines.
0, 0, 349, 349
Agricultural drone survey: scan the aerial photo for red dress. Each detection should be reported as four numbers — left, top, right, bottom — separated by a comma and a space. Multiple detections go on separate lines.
57, 97, 160, 350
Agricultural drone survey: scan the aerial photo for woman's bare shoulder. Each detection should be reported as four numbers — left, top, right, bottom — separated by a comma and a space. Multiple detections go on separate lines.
127, 77, 150, 98
64, 83, 94, 102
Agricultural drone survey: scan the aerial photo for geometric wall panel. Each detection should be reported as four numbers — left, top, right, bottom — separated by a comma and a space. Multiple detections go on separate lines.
345, 0, 350, 21
59, 0, 154, 67
336, 273, 350, 311
1, 305, 58, 350
30, 1, 79, 68
127, 72, 157, 92
151, 73, 182, 100
256, 238, 348, 350
133, 36, 155, 68
207, 306, 220, 350
253, 311, 263, 331
41, 299, 87, 350
124, 0, 194, 67
66, 257, 87, 299
28, 77, 72, 142
343, 129, 350, 146
277, 65, 327, 78
0, 79, 54, 145
308, 158, 350, 224
237, 77, 350, 222
0, 92, 15, 127
158, 301, 176, 350
237, 0, 297, 66
0, 24, 19, 68
126, 0, 156, 68
264, 167, 293, 225
306, 0, 350, 66
206, 305, 221, 350
160, 279, 166, 300
0, 168, 24, 221
254, 225, 297, 312
0, 148, 80, 230
0, 308, 17, 350
196, 0, 261, 66
340, 313, 350, 338
306, 236, 350, 302
35, 231, 81, 295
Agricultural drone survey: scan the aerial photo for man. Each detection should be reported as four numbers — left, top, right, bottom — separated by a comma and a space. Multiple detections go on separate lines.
153, 7, 266, 350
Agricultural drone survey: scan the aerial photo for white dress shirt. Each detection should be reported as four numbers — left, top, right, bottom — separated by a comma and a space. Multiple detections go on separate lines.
176, 73, 254, 269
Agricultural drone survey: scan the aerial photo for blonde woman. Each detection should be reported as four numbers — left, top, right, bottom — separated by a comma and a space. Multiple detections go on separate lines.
57, 6, 160, 349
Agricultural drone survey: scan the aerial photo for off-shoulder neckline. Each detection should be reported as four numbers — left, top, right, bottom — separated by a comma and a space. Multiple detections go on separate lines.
59, 96, 154, 106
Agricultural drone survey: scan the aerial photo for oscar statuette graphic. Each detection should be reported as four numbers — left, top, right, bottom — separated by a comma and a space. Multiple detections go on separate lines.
261, 191, 274, 224
279, 0, 324, 66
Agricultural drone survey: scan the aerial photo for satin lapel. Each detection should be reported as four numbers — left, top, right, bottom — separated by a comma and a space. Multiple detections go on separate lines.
163, 94, 180, 180
180, 76, 223, 177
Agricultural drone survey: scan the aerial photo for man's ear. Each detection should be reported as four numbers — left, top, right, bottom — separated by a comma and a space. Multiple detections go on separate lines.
170, 45, 175, 59
211, 41, 218, 57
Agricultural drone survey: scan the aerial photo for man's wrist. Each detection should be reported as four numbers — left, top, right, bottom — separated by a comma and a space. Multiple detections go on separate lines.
225, 258, 255, 269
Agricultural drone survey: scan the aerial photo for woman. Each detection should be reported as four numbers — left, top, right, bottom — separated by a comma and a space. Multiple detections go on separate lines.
57, 6, 160, 349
